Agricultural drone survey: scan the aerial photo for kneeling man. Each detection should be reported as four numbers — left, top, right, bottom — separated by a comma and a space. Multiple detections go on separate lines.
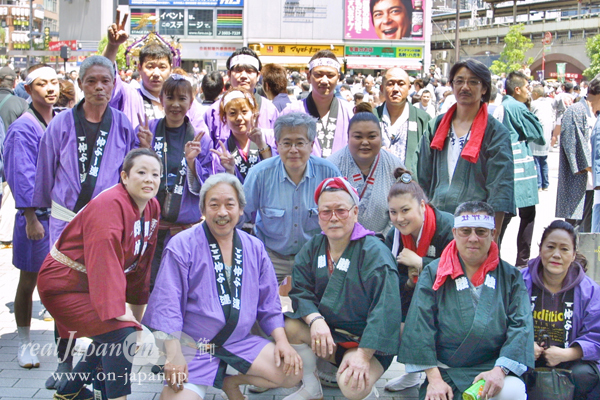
143, 173, 302, 400
399, 201, 534, 400
284, 177, 401, 400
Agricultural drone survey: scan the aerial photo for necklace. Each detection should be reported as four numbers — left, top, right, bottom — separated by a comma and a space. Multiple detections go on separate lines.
326, 246, 336, 276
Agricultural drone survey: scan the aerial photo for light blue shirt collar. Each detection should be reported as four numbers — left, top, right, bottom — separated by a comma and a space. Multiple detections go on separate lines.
278, 156, 315, 185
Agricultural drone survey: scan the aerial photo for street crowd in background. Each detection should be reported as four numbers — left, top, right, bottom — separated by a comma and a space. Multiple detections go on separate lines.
0, 10, 598, 400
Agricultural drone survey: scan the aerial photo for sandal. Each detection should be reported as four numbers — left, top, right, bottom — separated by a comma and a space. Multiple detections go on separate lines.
53, 386, 93, 400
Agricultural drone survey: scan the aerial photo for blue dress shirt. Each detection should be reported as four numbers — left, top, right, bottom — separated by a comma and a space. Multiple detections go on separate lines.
242, 155, 341, 256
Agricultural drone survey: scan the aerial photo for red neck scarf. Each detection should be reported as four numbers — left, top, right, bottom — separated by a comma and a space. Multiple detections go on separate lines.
401, 204, 436, 257
432, 239, 499, 291
430, 102, 489, 163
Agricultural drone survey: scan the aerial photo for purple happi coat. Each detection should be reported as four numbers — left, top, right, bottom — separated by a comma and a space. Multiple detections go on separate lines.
4, 112, 50, 272
32, 106, 137, 246
142, 225, 283, 387
109, 76, 145, 129
146, 118, 220, 224
279, 98, 353, 158
204, 95, 279, 149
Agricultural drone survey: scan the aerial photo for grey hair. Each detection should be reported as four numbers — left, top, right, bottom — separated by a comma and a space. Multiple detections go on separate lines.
274, 112, 317, 142
78, 55, 115, 81
199, 173, 246, 213
454, 201, 495, 217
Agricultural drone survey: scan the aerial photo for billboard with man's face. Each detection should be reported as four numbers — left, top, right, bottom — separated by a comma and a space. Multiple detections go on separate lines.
345, 0, 425, 40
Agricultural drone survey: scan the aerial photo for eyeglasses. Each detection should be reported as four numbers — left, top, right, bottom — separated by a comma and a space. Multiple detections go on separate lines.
318, 207, 354, 221
452, 78, 482, 87
278, 141, 310, 150
456, 227, 491, 238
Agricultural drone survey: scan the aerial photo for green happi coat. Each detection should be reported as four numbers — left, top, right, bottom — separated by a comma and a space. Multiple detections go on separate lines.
417, 113, 515, 215
287, 223, 401, 357
497, 95, 545, 209
384, 207, 454, 320
398, 258, 534, 397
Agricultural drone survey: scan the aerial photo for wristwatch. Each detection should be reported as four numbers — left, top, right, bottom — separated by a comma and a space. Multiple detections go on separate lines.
500, 366, 510, 376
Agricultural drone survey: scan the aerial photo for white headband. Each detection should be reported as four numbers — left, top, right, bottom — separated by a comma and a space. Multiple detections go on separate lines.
229, 55, 260, 71
308, 58, 341, 72
25, 67, 58, 86
454, 214, 495, 230
222, 90, 255, 107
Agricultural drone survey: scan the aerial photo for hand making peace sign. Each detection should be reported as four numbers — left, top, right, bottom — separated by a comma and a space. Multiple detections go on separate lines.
184, 132, 205, 179
108, 10, 129, 46
185, 132, 204, 165
137, 113, 153, 149
210, 141, 236, 175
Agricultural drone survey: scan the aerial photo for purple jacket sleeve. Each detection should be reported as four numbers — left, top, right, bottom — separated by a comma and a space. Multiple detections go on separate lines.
573, 277, 600, 362
32, 116, 63, 208
110, 75, 145, 130
4, 117, 41, 208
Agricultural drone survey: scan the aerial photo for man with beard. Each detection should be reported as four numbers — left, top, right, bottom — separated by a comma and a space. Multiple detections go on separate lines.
280, 51, 354, 158
493, 71, 544, 267
417, 59, 514, 242
143, 173, 302, 400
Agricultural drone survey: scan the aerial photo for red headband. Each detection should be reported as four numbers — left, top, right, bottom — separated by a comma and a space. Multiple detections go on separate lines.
314, 177, 360, 205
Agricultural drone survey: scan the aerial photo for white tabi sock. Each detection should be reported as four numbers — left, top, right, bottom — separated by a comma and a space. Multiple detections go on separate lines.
17, 326, 31, 345
292, 344, 322, 395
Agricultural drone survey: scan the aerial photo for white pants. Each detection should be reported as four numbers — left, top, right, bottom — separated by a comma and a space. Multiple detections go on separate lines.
163, 382, 207, 399
490, 376, 527, 400
0, 184, 15, 242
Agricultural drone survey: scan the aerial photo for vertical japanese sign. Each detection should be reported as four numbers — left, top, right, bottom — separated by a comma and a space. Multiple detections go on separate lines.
216, 9, 242, 37
159, 9, 185, 36
187, 9, 214, 36
556, 63, 566, 82
345, 0, 424, 40
130, 8, 157, 35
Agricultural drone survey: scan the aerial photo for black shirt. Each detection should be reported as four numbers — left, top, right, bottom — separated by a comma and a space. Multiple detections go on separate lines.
164, 124, 187, 189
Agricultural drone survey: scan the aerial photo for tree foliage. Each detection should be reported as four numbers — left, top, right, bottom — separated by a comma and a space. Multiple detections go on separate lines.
583, 34, 600, 80
97, 36, 128, 70
490, 24, 534, 76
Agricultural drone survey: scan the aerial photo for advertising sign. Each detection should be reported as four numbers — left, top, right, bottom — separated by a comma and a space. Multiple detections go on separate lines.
256, 44, 344, 57
159, 9, 185, 35
396, 46, 422, 58
130, 0, 243, 6
188, 9, 214, 36
556, 63, 566, 82
44, 27, 50, 50
216, 9, 242, 37
130, 8, 157, 35
345, 45, 422, 58
345, 0, 425, 40
49, 40, 77, 51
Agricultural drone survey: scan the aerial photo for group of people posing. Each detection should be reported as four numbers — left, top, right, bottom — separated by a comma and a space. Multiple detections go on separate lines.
3, 11, 599, 400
